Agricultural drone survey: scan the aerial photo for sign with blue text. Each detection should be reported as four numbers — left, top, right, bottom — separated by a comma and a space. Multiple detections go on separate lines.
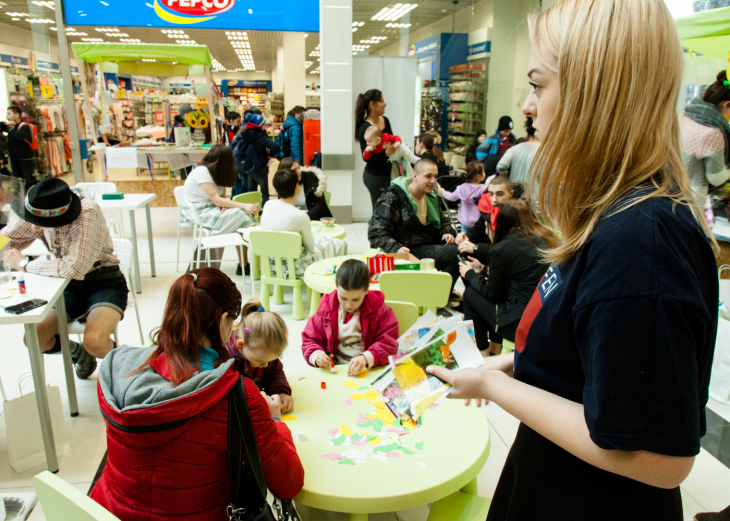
63, 0, 319, 32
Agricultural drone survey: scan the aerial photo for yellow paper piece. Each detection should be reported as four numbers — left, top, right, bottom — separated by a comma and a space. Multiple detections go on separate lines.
372, 400, 387, 408
339, 424, 353, 436
350, 394, 364, 400
362, 390, 378, 397
343, 381, 359, 388
376, 407, 396, 425
365, 414, 376, 419
361, 432, 372, 437
281, 415, 297, 421
367, 437, 382, 444
0, 234, 10, 251
358, 372, 368, 379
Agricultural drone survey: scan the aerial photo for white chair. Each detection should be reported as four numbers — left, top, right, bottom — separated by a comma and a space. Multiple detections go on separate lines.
67, 239, 144, 346
34, 471, 122, 521
174, 185, 186, 271
101, 207, 125, 238
74, 182, 117, 197
185, 199, 246, 272
21, 238, 54, 259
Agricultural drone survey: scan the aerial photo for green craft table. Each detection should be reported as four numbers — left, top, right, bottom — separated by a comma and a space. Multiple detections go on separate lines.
288, 366, 491, 520
303, 252, 378, 316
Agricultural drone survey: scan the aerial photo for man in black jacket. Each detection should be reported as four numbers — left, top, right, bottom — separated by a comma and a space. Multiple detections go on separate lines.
0, 107, 35, 185
368, 158, 460, 292
235, 110, 278, 206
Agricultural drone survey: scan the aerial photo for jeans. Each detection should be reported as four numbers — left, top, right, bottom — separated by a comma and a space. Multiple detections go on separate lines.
410, 243, 460, 290
247, 169, 270, 207
232, 168, 248, 198
462, 286, 519, 349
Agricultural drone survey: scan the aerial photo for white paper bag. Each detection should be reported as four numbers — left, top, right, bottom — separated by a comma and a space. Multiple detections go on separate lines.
2, 383, 70, 473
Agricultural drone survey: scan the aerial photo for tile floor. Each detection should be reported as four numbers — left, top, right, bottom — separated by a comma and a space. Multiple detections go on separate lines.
0, 208, 728, 521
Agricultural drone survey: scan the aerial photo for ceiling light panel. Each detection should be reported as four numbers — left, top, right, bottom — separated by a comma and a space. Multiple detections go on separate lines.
371, 3, 418, 21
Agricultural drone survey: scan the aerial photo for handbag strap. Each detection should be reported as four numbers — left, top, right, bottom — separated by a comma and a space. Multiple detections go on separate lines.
229, 377, 269, 503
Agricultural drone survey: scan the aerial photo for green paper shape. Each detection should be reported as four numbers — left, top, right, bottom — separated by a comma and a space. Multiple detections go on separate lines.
393, 418, 402, 428
358, 386, 370, 391
351, 434, 363, 441
400, 447, 415, 455
339, 458, 356, 465
374, 443, 399, 454
366, 435, 378, 441
359, 421, 373, 429
331, 434, 347, 446
415, 442, 424, 451
373, 446, 389, 454
372, 419, 384, 432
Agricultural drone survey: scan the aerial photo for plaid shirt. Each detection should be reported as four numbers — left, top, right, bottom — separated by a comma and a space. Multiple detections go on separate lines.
2, 196, 119, 280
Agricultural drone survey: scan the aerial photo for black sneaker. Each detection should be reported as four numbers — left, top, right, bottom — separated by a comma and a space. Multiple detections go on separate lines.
73, 345, 97, 380
245, 264, 251, 276
449, 291, 463, 302
236, 264, 243, 276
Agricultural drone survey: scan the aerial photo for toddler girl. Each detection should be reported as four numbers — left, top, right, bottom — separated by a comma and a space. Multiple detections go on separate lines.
227, 298, 294, 413
302, 259, 399, 376
439, 161, 488, 233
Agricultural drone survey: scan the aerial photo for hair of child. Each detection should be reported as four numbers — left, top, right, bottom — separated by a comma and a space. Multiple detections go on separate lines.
461, 161, 485, 182
335, 259, 371, 291
238, 298, 289, 356
226, 111, 241, 122
364, 125, 383, 142
279, 157, 299, 171
272, 169, 300, 199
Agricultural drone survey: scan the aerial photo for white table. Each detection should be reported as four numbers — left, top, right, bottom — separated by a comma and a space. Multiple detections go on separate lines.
94, 194, 157, 293
0, 273, 79, 473
91, 146, 208, 177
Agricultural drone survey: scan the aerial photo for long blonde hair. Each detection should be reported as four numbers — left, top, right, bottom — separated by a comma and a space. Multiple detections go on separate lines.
237, 299, 288, 357
528, 0, 715, 264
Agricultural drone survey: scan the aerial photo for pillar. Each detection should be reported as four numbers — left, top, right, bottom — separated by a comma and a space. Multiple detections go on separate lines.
274, 46, 285, 92
320, 0, 354, 223
283, 33, 307, 110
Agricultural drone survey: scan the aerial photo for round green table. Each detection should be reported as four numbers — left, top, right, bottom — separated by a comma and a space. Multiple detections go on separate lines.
303, 252, 378, 316
287, 366, 491, 520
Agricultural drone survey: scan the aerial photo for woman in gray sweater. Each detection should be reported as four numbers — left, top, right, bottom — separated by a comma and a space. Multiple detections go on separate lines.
496, 117, 540, 183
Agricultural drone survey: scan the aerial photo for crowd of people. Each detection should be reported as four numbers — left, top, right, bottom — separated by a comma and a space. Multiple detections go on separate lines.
0, 0, 727, 519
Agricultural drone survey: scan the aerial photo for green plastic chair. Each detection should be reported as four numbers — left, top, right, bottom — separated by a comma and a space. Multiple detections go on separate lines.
379, 271, 452, 315
428, 491, 491, 521
248, 230, 307, 321
501, 339, 515, 354
384, 300, 419, 336
324, 191, 331, 206
233, 191, 263, 205
34, 471, 122, 521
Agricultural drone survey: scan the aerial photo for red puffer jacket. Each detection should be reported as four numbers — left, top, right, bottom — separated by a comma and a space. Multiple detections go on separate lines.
90, 347, 304, 521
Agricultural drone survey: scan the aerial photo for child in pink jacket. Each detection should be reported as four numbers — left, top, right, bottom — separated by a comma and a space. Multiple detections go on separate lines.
302, 259, 399, 376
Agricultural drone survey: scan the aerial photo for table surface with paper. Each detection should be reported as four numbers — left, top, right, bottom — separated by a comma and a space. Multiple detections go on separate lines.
0, 272, 69, 325
288, 312, 490, 515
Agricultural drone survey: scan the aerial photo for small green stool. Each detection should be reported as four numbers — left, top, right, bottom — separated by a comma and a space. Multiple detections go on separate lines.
501, 339, 515, 354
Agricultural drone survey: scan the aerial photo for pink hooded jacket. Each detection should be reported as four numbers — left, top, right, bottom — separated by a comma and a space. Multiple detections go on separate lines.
301, 290, 399, 367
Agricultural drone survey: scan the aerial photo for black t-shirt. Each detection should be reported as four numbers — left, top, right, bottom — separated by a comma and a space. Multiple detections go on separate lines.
488, 195, 718, 520
358, 117, 393, 177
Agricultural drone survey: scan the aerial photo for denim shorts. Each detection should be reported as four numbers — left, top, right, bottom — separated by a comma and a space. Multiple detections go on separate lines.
63, 266, 129, 322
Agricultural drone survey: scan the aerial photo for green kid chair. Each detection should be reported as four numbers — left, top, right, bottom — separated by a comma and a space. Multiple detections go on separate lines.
248, 230, 307, 320
233, 191, 263, 206
34, 471, 122, 521
502, 339, 516, 354
324, 191, 331, 206
379, 271, 452, 315
384, 300, 419, 336
234, 191, 264, 287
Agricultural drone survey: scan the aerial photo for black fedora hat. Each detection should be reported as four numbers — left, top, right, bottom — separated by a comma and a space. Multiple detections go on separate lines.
23, 178, 81, 228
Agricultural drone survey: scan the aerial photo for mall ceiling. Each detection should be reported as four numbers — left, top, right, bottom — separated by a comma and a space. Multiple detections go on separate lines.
0, 0, 474, 74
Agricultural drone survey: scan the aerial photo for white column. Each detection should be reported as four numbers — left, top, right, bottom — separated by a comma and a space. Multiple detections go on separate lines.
274, 46, 285, 92
283, 32, 307, 110
320, 0, 354, 223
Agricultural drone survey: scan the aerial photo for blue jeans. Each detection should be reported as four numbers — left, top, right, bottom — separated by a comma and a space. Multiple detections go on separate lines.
247, 169, 270, 207
232, 169, 247, 198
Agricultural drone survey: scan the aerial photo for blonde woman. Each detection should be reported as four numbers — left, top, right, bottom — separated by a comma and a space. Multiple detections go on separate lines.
429, 1, 718, 519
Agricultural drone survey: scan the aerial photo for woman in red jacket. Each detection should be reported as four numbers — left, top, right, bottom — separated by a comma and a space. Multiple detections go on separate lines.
91, 268, 304, 520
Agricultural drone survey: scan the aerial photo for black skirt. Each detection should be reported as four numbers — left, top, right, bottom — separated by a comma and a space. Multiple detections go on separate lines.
487, 423, 683, 521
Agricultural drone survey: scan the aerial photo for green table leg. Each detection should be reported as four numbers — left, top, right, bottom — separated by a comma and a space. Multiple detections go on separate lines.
251, 250, 260, 281
460, 477, 478, 495
349, 515, 367, 521
309, 290, 321, 316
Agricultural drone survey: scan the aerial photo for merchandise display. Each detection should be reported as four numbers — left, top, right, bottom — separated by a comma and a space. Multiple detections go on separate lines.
447, 64, 485, 154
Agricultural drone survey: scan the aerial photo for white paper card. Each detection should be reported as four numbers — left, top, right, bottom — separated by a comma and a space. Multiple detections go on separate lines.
106, 147, 138, 169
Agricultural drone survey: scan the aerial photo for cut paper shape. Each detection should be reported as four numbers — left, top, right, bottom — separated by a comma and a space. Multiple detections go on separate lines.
344, 381, 359, 388
400, 447, 415, 455
375, 409, 396, 425
417, 462, 426, 469
321, 453, 345, 460
386, 451, 401, 458
0, 234, 10, 251
351, 434, 363, 441
339, 458, 356, 465
281, 415, 297, 421
387, 428, 410, 436
328, 428, 340, 437
374, 444, 399, 454
371, 453, 388, 462
297, 376, 307, 381
345, 398, 353, 405
372, 419, 384, 432
352, 439, 368, 446
331, 434, 347, 446
350, 394, 364, 400
393, 418, 402, 428
415, 442, 424, 451
359, 372, 368, 379
339, 424, 353, 436
363, 390, 379, 397
367, 436, 382, 444
372, 400, 387, 408
358, 386, 370, 391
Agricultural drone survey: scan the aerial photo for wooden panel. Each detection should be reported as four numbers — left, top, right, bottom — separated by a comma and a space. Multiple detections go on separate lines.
117, 180, 184, 208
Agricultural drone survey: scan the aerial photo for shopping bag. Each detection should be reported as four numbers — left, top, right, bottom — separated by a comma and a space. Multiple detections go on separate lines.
1, 376, 70, 473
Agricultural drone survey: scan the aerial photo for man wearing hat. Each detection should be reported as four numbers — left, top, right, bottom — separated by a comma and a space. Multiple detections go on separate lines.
475, 115, 517, 161
1, 178, 128, 379
234, 109, 279, 207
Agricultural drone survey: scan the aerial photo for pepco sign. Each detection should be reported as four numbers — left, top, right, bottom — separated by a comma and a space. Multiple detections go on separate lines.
63, 0, 318, 32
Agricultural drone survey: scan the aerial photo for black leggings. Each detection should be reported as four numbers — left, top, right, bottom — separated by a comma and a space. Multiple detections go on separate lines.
462, 287, 518, 349
363, 170, 391, 210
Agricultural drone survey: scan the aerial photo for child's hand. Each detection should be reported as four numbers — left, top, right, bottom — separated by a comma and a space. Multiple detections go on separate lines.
365, 145, 375, 152
278, 393, 294, 414
348, 355, 368, 376
262, 392, 282, 419
314, 351, 330, 368
393, 141, 401, 149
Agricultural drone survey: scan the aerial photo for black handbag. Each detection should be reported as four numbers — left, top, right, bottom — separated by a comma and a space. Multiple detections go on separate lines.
228, 378, 301, 521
